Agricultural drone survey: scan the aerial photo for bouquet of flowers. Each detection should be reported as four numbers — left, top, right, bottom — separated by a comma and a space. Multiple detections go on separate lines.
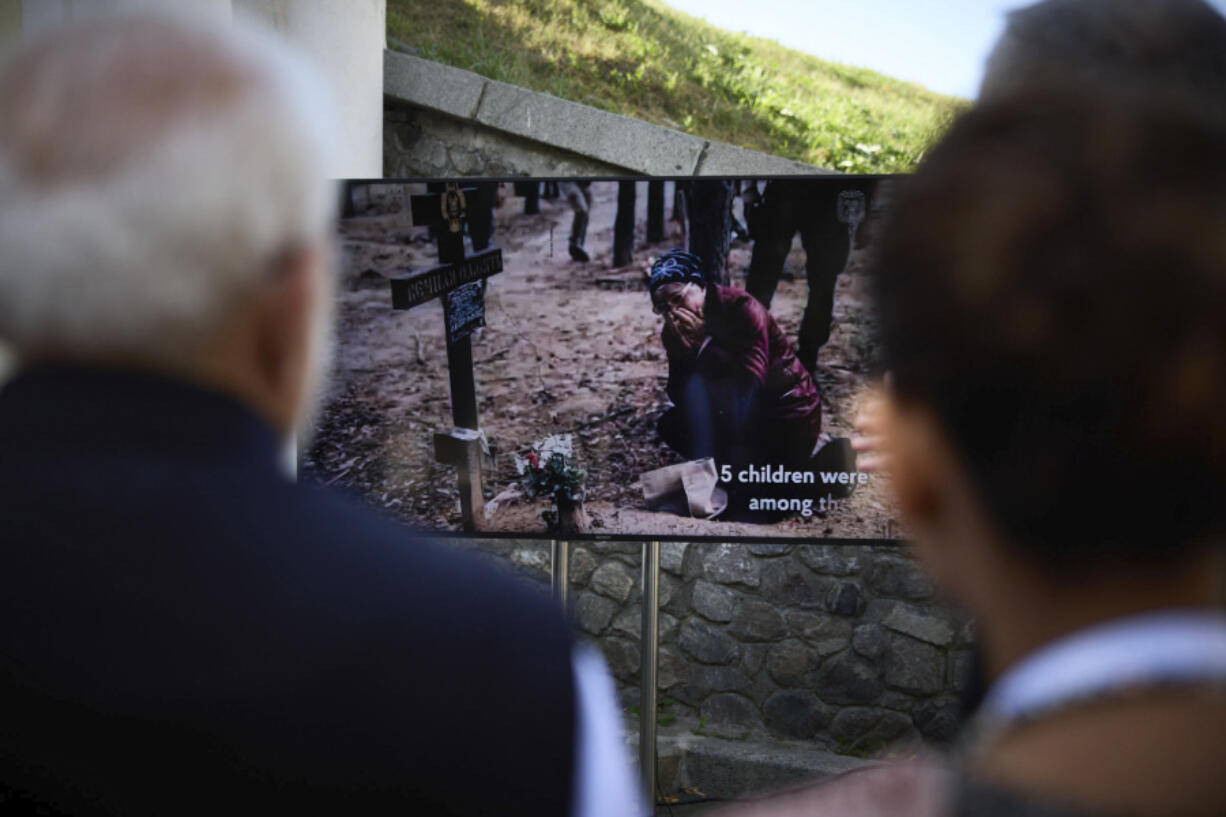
514, 434, 586, 532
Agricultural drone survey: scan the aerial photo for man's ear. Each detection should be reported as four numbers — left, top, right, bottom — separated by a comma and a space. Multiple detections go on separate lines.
252, 245, 322, 433
886, 399, 990, 601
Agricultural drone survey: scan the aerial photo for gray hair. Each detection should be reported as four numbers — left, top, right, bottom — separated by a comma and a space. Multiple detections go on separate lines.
0, 9, 338, 362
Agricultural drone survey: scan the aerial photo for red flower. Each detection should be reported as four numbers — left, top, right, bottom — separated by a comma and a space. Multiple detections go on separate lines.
527, 451, 540, 469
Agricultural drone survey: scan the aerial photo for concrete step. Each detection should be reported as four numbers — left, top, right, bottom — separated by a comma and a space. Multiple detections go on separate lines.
627, 717, 877, 804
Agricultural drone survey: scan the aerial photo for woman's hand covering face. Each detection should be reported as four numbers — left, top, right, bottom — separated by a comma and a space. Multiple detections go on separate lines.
668, 304, 705, 350
654, 282, 707, 351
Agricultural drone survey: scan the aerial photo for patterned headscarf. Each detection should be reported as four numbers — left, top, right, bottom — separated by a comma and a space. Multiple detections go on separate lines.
648, 249, 705, 294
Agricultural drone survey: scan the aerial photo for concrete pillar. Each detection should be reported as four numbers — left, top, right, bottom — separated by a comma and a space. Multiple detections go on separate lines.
20, 0, 232, 35
235, 0, 385, 179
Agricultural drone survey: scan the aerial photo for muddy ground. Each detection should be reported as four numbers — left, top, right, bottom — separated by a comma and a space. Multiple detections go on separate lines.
302, 181, 900, 540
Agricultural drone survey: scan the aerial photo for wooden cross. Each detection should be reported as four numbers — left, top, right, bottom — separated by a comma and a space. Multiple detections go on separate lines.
389, 182, 503, 531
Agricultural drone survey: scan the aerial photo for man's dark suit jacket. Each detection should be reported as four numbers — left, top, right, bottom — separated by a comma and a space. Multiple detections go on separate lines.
0, 367, 575, 816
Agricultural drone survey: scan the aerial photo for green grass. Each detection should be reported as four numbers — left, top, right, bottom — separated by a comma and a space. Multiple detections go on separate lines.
832, 734, 887, 758
387, 0, 967, 173
627, 695, 678, 727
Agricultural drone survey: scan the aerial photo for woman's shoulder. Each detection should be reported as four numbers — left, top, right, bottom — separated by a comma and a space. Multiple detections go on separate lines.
710, 284, 760, 309
708, 285, 770, 330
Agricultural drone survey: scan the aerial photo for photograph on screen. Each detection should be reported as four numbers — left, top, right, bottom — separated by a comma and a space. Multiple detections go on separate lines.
303, 177, 899, 542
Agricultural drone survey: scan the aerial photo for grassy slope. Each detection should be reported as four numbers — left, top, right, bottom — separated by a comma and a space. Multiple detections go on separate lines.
387, 0, 967, 173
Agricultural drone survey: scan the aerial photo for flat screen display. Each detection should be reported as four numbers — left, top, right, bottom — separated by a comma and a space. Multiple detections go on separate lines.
303, 176, 900, 543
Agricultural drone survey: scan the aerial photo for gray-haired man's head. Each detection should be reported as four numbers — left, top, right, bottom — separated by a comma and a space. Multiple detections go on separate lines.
0, 9, 339, 439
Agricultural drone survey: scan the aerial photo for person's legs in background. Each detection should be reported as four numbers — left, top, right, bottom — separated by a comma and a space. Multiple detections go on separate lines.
796, 187, 854, 373
467, 183, 497, 252
559, 181, 590, 262
745, 184, 798, 309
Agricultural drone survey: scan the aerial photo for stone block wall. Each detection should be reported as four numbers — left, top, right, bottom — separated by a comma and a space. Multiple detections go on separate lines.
467, 539, 973, 753
384, 105, 625, 179
382, 50, 827, 179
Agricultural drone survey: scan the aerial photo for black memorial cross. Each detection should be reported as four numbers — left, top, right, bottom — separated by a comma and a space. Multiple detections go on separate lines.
389, 182, 503, 530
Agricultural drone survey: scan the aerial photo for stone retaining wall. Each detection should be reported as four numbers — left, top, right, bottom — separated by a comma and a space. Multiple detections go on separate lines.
383, 50, 829, 178
468, 538, 973, 754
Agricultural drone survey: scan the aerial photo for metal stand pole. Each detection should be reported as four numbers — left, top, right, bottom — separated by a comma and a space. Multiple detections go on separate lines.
551, 540, 570, 609
639, 540, 660, 809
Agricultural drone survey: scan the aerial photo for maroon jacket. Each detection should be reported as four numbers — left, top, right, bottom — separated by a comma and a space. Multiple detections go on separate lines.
662, 285, 821, 453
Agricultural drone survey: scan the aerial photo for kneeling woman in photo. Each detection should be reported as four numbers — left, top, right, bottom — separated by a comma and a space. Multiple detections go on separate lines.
647, 249, 853, 518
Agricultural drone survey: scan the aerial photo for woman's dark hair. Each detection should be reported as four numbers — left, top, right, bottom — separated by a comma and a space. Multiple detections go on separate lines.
874, 93, 1226, 565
